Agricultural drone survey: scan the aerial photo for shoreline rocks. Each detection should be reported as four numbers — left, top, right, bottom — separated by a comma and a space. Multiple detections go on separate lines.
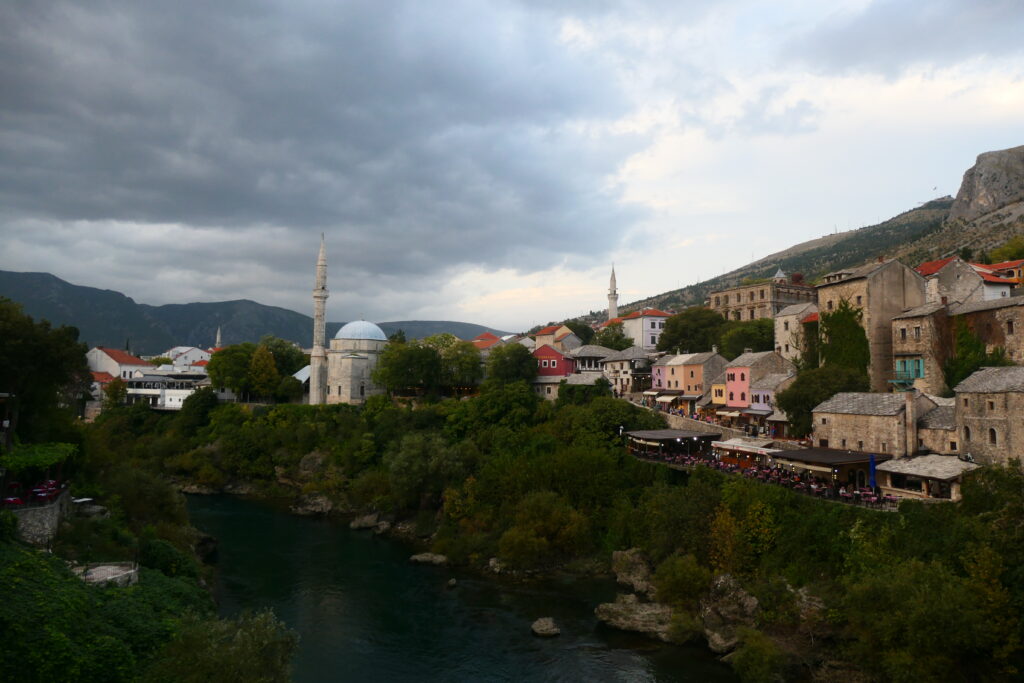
531, 617, 560, 637
611, 549, 656, 600
594, 594, 673, 642
350, 512, 380, 530
699, 574, 759, 654
290, 494, 333, 516
409, 552, 448, 566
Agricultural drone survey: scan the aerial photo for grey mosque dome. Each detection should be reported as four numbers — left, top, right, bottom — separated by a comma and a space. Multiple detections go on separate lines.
334, 320, 388, 341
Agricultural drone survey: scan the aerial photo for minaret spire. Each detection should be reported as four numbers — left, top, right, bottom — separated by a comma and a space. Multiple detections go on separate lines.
607, 264, 619, 321
214, 326, 222, 348
309, 233, 329, 405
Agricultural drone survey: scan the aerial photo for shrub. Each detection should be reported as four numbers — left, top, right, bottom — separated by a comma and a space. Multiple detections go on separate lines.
653, 554, 712, 607
730, 627, 784, 682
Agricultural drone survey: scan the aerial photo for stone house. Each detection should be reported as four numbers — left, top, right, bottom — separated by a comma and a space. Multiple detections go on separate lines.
950, 297, 1024, 362
915, 399, 959, 455
811, 391, 938, 457
674, 351, 728, 415
708, 270, 815, 322
954, 366, 1024, 467
890, 302, 951, 395
915, 256, 1013, 304
875, 455, 980, 502
568, 345, 615, 374
817, 259, 926, 392
532, 344, 575, 401
601, 346, 652, 396
774, 302, 817, 364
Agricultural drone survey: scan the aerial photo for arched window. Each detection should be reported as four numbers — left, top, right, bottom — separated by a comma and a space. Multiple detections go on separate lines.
989, 428, 997, 445
740, 392, 746, 401
740, 372, 746, 381
729, 392, 733, 400
964, 426, 971, 442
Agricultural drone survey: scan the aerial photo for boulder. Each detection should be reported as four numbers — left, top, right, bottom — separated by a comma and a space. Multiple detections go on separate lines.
179, 483, 217, 495
290, 494, 333, 516
531, 617, 561, 637
373, 521, 392, 535
611, 548, 656, 599
223, 481, 257, 495
350, 513, 380, 530
487, 557, 505, 575
699, 574, 759, 654
594, 593, 673, 642
447, 578, 458, 589
409, 552, 448, 566
299, 451, 327, 476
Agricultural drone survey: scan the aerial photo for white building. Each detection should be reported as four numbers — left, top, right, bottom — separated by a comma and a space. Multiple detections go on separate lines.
162, 346, 212, 367
86, 347, 152, 380
326, 321, 387, 404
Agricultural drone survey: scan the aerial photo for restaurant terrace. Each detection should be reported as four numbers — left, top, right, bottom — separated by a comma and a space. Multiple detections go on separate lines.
625, 429, 721, 460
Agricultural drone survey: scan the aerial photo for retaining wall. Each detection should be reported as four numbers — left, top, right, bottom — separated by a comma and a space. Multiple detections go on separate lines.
11, 490, 70, 545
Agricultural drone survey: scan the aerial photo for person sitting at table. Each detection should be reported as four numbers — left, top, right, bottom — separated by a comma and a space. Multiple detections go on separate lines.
839, 485, 847, 496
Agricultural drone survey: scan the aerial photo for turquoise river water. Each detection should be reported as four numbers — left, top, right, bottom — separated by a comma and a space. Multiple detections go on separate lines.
187, 495, 736, 683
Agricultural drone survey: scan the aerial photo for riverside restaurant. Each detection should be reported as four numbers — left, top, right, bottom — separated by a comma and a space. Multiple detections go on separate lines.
625, 429, 721, 461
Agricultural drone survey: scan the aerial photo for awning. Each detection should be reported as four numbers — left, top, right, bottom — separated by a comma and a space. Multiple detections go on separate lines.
742, 408, 773, 416
770, 458, 834, 474
643, 390, 660, 396
656, 395, 677, 403
716, 410, 741, 417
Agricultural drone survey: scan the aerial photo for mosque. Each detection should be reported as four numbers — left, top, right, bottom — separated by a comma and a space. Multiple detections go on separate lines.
308, 236, 387, 405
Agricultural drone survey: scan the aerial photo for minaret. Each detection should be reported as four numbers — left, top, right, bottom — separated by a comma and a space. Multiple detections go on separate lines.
214, 326, 222, 348
309, 234, 329, 405
607, 264, 619, 321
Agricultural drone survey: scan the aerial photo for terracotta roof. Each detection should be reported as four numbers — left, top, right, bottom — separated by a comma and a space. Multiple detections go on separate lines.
620, 308, 671, 319
988, 259, 1024, 270
90, 371, 115, 383
533, 343, 568, 358
915, 257, 955, 276
977, 271, 1015, 284
472, 337, 502, 350
800, 312, 819, 324
192, 360, 210, 367
473, 332, 500, 341
535, 325, 561, 336
95, 346, 148, 366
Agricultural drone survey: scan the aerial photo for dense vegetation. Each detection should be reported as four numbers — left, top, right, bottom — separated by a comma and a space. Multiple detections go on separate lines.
656, 308, 773, 359
71, 378, 1024, 681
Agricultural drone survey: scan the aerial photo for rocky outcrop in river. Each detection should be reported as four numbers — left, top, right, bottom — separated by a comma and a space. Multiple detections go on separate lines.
611, 548, 656, 599
699, 574, 759, 654
594, 594, 673, 642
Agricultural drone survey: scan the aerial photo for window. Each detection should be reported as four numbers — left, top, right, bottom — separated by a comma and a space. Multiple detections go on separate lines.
740, 392, 745, 401
550, 360, 557, 368
900, 328, 907, 341
783, 321, 790, 332
546, 387, 552, 394
827, 300, 834, 311
1009, 320, 1015, 335
729, 392, 734, 400
749, 310, 755, 320
541, 360, 549, 368
785, 344, 790, 353
858, 440, 864, 449
988, 400, 995, 410
965, 426, 972, 441
670, 368, 675, 375
714, 296, 720, 306
856, 295, 862, 305
650, 321, 656, 329
989, 428, 998, 445
950, 441, 958, 451
821, 417, 827, 424
963, 398, 969, 407
740, 372, 745, 381
327, 385, 331, 395
650, 336, 656, 344
360, 385, 365, 397
819, 439, 829, 447
914, 326, 921, 340
759, 289, 765, 299
881, 442, 887, 452
690, 370, 694, 377
749, 292, 755, 301
735, 294, 740, 303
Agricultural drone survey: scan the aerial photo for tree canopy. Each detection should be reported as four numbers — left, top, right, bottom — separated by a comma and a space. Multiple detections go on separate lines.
718, 319, 774, 360
819, 300, 870, 375
775, 365, 870, 437
562, 320, 595, 345
943, 317, 1012, 394
594, 322, 632, 351
656, 307, 727, 353
485, 343, 537, 384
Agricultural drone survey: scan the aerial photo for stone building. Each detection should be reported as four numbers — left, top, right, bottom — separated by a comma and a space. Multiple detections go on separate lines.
954, 366, 1024, 467
325, 321, 387, 405
601, 346, 651, 396
915, 399, 958, 455
875, 455, 979, 502
890, 302, 951, 395
774, 302, 817, 364
817, 259, 926, 392
708, 269, 815, 322
811, 391, 938, 457
915, 256, 1013, 304
950, 297, 1024, 362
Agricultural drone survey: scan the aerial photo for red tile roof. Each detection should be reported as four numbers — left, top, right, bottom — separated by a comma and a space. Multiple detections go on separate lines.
801, 312, 820, 324
473, 332, 500, 341
96, 346, 148, 366
535, 325, 561, 336
599, 317, 624, 329
620, 308, 672, 319
988, 259, 1024, 270
914, 257, 954, 276
554, 331, 575, 341
978, 271, 1015, 284
472, 338, 502, 350
90, 371, 115, 383
192, 360, 210, 367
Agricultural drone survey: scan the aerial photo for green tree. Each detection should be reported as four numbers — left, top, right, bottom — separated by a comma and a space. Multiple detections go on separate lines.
562, 319, 595, 345
657, 307, 727, 353
719, 319, 774, 360
497, 491, 591, 569
274, 376, 304, 403
103, 378, 128, 411
372, 342, 442, 395
148, 357, 173, 366
207, 344, 256, 394
388, 329, 407, 344
594, 322, 632, 351
819, 299, 870, 374
988, 235, 1024, 263
247, 346, 280, 399
421, 335, 482, 392
485, 343, 537, 384
653, 554, 712, 607
0, 297, 89, 442
943, 317, 1012, 393
257, 336, 307, 376
776, 365, 870, 437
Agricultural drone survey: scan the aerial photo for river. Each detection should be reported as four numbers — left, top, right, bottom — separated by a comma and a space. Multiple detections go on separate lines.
187, 495, 736, 682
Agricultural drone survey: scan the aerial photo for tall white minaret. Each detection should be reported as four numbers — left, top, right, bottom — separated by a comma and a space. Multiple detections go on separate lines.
309, 234, 329, 405
214, 326, 222, 348
607, 264, 619, 320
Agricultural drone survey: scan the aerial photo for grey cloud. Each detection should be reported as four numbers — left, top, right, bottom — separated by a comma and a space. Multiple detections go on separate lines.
734, 87, 820, 136
784, 0, 1024, 75
0, 0, 645, 316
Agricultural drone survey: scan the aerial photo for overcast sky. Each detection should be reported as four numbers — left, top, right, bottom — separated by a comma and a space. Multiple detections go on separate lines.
2, 0, 1023, 332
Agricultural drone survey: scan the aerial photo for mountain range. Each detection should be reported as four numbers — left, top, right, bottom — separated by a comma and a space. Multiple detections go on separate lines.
0, 270, 510, 355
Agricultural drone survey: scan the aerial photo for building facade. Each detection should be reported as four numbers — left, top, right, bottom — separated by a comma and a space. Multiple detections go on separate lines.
708, 270, 816, 322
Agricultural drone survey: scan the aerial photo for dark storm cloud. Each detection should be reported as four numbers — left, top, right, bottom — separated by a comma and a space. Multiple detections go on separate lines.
784, 0, 1024, 76
0, 0, 643, 296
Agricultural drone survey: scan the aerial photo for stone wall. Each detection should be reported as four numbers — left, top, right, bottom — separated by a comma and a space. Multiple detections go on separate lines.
12, 490, 70, 545
956, 391, 1024, 466
813, 413, 905, 456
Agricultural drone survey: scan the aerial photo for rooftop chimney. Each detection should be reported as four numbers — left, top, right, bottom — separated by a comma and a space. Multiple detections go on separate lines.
878, 255, 885, 263
743, 347, 752, 354
712, 345, 718, 354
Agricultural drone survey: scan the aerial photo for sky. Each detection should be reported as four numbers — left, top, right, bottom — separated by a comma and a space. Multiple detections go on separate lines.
2, 0, 1024, 332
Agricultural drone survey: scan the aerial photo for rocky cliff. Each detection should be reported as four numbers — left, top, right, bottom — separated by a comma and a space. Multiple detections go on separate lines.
950, 145, 1024, 223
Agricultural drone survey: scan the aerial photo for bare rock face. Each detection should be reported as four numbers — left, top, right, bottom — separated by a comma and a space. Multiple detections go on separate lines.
611, 548, 656, 599
531, 617, 561, 637
950, 145, 1024, 222
699, 574, 759, 654
594, 593, 673, 642
409, 552, 448, 566
298, 451, 326, 477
